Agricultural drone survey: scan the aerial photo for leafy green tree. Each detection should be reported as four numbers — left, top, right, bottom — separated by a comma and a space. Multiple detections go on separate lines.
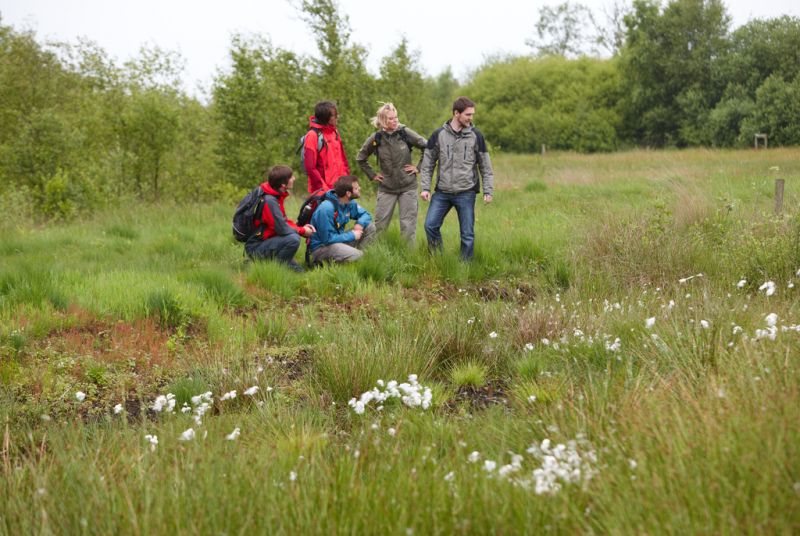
619, 0, 730, 146
377, 39, 443, 135
740, 74, 800, 146
526, 2, 602, 58
706, 85, 755, 147
297, 0, 376, 173
463, 55, 622, 152
717, 16, 800, 96
213, 35, 310, 188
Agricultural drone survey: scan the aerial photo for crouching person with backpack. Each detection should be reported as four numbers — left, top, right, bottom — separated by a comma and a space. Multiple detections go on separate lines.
245, 165, 316, 272
308, 175, 376, 264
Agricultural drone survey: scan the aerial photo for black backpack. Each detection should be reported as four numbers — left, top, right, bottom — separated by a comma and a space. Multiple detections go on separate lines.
297, 189, 341, 267
232, 186, 267, 243
296, 189, 327, 227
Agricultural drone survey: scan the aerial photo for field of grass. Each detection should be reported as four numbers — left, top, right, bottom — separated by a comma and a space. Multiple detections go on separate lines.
1, 147, 799, 534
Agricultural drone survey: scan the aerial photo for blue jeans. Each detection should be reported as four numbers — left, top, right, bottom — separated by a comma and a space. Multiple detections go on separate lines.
424, 191, 476, 261
245, 233, 301, 263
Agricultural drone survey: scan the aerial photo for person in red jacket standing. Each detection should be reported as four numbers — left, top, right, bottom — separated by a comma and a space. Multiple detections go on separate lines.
303, 101, 350, 193
245, 165, 316, 272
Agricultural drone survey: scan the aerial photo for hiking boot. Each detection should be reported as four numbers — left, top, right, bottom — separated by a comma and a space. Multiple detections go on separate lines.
287, 260, 306, 273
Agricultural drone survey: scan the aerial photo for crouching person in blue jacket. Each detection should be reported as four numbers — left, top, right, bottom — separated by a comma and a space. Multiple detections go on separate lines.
309, 175, 376, 264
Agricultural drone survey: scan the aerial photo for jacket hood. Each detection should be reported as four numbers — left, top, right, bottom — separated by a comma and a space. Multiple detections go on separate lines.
260, 182, 288, 201
323, 189, 340, 205
443, 121, 473, 136
309, 116, 338, 133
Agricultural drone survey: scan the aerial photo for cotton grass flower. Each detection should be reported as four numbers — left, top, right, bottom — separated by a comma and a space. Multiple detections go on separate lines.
759, 281, 776, 296
191, 391, 213, 405
220, 390, 237, 401
144, 434, 158, 452
524, 437, 598, 495
151, 393, 176, 413
679, 273, 703, 284
179, 428, 196, 441
645, 317, 656, 329
524, 342, 534, 351
700, 320, 710, 329
226, 427, 241, 441
467, 451, 481, 463
348, 375, 432, 414
483, 460, 497, 472
765, 313, 778, 327
243, 386, 259, 396
489, 331, 498, 339
737, 279, 747, 288
113, 403, 124, 415
75, 391, 86, 402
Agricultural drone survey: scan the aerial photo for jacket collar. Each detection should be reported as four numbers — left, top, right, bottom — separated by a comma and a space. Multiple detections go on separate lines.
309, 116, 338, 134
443, 121, 473, 136
260, 182, 288, 201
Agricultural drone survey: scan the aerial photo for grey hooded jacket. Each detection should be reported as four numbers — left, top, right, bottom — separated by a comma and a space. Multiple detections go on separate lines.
419, 122, 494, 196
356, 125, 427, 194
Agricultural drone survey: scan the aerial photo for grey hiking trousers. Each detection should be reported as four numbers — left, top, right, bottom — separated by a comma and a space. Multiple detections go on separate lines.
374, 189, 418, 245
311, 223, 377, 264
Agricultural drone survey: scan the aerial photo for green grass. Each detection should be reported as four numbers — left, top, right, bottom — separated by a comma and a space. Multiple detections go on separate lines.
1, 148, 800, 533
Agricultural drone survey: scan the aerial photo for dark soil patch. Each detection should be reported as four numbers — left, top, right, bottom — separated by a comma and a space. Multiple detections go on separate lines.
446, 380, 509, 412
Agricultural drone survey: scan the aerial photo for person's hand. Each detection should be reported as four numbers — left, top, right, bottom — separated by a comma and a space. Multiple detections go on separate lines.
483, 194, 493, 204
373, 173, 384, 183
302, 224, 316, 236
420, 191, 431, 202
352, 228, 363, 240
403, 164, 418, 175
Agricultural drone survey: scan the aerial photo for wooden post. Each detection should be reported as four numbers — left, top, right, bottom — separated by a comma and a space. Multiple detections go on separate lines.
541, 144, 546, 156
774, 179, 784, 215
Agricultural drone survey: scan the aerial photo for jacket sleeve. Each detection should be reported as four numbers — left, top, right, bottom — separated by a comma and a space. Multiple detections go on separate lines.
285, 218, 305, 236
312, 201, 355, 245
340, 134, 350, 174
264, 197, 296, 236
405, 127, 427, 169
419, 131, 439, 192
405, 127, 428, 149
474, 130, 494, 196
304, 131, 325, 192
356, 134, 378, 180
349, 202, 372, 228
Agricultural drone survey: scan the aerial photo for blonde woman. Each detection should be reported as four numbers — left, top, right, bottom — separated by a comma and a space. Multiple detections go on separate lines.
356, 103, 427, 244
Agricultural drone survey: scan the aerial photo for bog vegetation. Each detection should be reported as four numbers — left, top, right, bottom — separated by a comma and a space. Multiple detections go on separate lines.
1, 0, 800, 532
2, 148, 799, 533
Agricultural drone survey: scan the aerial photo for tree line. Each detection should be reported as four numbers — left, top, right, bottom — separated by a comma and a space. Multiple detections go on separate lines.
1, 0, 798, 221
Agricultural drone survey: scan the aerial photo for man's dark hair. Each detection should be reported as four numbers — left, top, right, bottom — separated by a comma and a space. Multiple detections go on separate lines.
315, 101, 338, 125
266, 165, 293, 190
333, 175, 358, 198
452, 96, 476, 114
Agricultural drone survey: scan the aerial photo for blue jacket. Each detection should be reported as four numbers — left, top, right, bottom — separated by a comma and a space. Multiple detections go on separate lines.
309, 190, 372, 251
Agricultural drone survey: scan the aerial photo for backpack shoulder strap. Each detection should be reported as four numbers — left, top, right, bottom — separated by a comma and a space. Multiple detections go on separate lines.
472, 128, 487, 153
427, 127, 444, 150
398, 126, 414, 152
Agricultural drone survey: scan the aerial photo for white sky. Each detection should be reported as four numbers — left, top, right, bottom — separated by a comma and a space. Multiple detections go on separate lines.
2, 0, 799, 99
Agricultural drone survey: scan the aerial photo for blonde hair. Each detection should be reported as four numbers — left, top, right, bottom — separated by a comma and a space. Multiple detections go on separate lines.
371, 102, 397, 130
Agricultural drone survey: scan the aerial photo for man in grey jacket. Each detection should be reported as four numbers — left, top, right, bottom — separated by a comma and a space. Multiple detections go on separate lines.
419, 96, 494, 261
